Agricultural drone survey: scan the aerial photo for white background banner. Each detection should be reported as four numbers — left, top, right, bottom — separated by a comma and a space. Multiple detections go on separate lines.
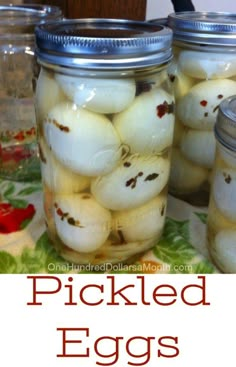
0, 274, 234, 366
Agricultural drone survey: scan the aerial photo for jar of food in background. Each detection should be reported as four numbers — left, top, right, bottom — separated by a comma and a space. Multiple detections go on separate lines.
0, 4, 62, 182
34, 19, 174, 265
166, 12, 236, 206
207, 95, 236, 273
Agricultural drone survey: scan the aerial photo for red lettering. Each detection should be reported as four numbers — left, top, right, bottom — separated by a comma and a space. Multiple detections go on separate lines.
64, 276, 77, 305
158, 336, 179, 358
106, 276, 137, 306
126, 336, 155, 366
181, 276, 210, 306
57, 327, 89, 357
27, 275, 61, 305
136, 276, 151, 305
95, 336, 123, 366
79, 284, 104, 306
153, 285, 177, 305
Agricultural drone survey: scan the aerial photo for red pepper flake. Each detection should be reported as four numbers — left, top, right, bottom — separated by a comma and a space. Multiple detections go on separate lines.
200, 100, 208, 107
26, 127, 36, 136
56, 207, 64, 217
54, 203, 83, 227
52, 118, 70, 132
218, 94, 223, 99
156, 101, 175, 118
14, 131, 25, 141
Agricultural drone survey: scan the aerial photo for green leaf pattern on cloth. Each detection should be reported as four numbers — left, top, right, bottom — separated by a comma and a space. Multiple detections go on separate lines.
0, 180, 218, 274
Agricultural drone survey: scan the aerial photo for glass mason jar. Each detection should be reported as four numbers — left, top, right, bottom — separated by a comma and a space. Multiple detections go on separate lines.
166, 12, 236, 206
34, 19, 175, 265
0, 4, 62, 182
207, 96, 236, 273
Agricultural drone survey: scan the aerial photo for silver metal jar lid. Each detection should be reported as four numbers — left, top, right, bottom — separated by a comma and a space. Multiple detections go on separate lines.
167, 11, 236, 46
0, 4, 62, 26
215, 96, 236, 152
35, 18, 173, 70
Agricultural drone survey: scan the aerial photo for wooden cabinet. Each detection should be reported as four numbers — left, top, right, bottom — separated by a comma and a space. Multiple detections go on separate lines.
24, 0, 147, 20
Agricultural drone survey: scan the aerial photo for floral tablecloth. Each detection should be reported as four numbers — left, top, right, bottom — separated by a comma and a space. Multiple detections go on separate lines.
0, 178, 218, 274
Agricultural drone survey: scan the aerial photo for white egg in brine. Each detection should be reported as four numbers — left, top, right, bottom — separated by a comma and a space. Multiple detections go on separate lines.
180, 129, 216, 169
113, 88, 175, 155
214, 230, 236, 273
39, 139, 90, 194
169, 148, 208, 193
54, 193, 111, 253
55, 74, 136, 114
173, 118, 185, 147
35, 68, 65, 122
178, 50, 236, 79
44, 102, 121, 176
168, 58, 195, 100
112, 194, 166, 242
91, 154, 170, 210
213, 168, 236, 221
177, 79, 236, 130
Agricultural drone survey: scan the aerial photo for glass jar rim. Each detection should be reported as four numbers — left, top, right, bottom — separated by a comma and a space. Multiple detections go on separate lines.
35, 18, 173, 70
168, 11, 236, 46
0, 4, 62, 26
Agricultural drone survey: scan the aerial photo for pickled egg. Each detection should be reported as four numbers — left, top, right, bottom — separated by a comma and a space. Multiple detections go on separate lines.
177, 79, 236, 130
214, 230, 236, 273
112, 194, 166, 242
55, 74, 136, 114
91, 154, 170, 210
113, 88, 175, 154
213, 168, 236, 221
180, 129, 216, 169
207, 198, 235, 233
169, 148, 208, 193
44, 102, 121, 176
35, 68, 65, 123
168, 58, 195, 100
39, 139, 90, 194
54, 193, 111, 253
173, 118, 185, 147
179, 50, 236, 79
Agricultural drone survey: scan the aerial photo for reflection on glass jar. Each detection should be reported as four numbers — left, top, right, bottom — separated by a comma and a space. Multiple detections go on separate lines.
166, 12, 236, 206
0, 4, 62, 181
207, 96, 236, 273
35, 19, 174, 265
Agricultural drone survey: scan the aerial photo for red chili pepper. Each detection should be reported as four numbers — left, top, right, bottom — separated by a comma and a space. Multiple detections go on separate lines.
56, 207, 64, 217
0, 203, 35, 234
